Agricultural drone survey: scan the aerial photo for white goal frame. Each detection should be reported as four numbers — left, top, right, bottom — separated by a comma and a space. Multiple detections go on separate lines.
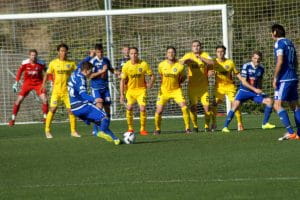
0, 4, 231, 123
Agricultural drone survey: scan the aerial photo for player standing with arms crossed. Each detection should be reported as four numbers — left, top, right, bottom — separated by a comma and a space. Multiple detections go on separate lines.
271, 24, 300, 141
9, 49, 48, 126
181, 40, 215, 132
42, 43, 79, 139
154, 46, 190, 134
120, 47, 155, 135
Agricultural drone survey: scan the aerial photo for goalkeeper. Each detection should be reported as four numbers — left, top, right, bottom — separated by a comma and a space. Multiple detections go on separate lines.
9, 49, 48, 126
154, 46, 190, 134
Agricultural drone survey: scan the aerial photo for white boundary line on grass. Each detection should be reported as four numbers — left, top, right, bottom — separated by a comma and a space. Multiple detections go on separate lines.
7, 177, 300, 189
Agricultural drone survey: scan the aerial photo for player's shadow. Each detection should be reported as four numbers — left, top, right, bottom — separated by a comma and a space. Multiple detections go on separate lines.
134, 137, 193, 145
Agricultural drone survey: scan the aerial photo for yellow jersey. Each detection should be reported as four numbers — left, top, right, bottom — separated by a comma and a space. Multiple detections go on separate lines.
181, 51, 212, 88
214, 58, 239, 85
121, 60, 152, 90
158, 59, 185, 92
47, 58, 76, 94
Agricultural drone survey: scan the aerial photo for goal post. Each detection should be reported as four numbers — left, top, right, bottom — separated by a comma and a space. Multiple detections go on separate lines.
0, 4, 230, 125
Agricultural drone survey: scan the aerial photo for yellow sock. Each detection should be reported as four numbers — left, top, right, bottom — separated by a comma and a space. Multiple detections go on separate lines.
126, 110, 134, 130
204, 111, 211, 129
235, 109, 242, 124
69, 114, 77, 133
45, 111, 54, 133
181, 106, 190, 130
189, 110, 198, 128
154, 113, 162, 131
140, 111, 146, 131
211, 106, 217, 125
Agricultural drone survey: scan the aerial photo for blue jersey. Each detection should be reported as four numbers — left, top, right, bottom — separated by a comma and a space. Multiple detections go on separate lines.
274, 38, 298, 82
90, 56, 111, 89
77, 56, 92, 71
68, 71, 95, 108
239, 62, 264, 91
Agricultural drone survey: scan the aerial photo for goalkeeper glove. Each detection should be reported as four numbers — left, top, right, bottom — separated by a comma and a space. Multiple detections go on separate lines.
12, 81, 20, 93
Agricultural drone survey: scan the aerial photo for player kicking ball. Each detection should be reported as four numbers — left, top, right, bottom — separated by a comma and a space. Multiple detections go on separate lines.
68, 61, 120, 145
154, 46, 190, 135
222, 51, 276, 132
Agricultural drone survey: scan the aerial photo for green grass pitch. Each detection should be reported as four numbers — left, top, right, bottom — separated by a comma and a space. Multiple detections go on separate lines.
1, 114, 300, 199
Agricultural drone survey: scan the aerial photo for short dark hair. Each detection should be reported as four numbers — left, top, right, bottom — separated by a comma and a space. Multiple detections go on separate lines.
94, 43, 103, 50
192, 40, 202, 46
215, 45, 226, 51
129, 47, 139, 52
271, 24, 285, 37
252, 50, 263, 58
28, 49, 38, 54
166, 46, 176, 53
81, 61, 93, 71
57, 43, 69, 51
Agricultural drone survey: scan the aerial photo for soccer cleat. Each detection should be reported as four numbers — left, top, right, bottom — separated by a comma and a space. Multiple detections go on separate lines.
237, 123, 244, 131
222, 127, 230, 133
211, 124, 217, 132
8, 120, 15, 127
185, 129, 192, 134
97, 131, 113, 142
113, 139, 121, 145
153, 130, 161, 135
278, 132, 299, 141
127, 129, 134, 133
140, 130, 148, 136
192, 127, 199, 133
262, 123, 276, 130
204, 128, 211, 132
71, 132, 81, 138
45, 132, 53, 139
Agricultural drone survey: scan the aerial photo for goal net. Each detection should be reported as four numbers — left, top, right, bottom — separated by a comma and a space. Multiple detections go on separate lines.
0, 3, 229, 124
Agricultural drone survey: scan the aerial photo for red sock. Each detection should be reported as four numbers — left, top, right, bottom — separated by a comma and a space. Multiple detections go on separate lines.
12, 104, 20, 115
42, 103, 49, 115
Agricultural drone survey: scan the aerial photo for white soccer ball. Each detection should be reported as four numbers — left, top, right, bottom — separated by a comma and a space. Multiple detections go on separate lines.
123, 132, 136, 144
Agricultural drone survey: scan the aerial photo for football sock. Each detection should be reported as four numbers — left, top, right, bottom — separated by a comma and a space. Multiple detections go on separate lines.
294, 108, 300, 136
69, 114, 77, 133
189, 110, 198, 128
235, 109, 242, 124
262, 105, 273, 125
12, 103, 20, 116
140, 111, 146, 131
93, 124, 99, 134
154, 112, 162, 131
204, 111, 210, 129
277, 109, 294, 134
42, 103, 49, 116
126, 110, 134, 130
224, 110, 235, 128
45, 111, 54, 133
181, 106, 190, 130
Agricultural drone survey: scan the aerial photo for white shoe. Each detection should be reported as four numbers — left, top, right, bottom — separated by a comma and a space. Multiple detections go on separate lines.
45, 132, 53, 139
71, 132, 81, 138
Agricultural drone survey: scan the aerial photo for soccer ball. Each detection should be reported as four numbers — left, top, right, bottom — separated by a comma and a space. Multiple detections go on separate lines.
123, 132, 136, 144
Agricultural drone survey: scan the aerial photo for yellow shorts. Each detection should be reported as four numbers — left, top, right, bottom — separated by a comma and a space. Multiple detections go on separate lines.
188, 86, 209, 106
215, 83, 236, 102
50, 92, 71, 108
156, 88, 186, 106
126, 89, 147, 106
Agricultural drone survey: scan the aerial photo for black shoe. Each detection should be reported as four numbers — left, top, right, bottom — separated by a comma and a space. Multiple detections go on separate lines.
204, 128, 211, 132
153, 130, 161, 135
192, 127, 199, 133
185, 129, 192, 134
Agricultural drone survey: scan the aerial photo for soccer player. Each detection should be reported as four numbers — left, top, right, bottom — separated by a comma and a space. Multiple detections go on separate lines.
208, 45, 244, 131
42, 43, 79, 139
8, 49, 48, 126
116, 44, 130, 76
181, 40, 215, 132
222, 51, 276, 132
271, 24, 300, 141
68, 61, 120, 145
154, 46, 190, 134
120, 47, 155, 135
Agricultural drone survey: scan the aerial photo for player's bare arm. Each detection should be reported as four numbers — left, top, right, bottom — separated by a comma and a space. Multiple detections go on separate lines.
273, 55, 283, 89
90, 65, 108, 78
239, 75, 262, 94
146, 74, 155, 89
120, 78, 126, 104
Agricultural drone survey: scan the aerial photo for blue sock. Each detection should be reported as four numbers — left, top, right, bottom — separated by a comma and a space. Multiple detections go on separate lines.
100, 118, 118, 140
294, 108, 300, 136
224, 110, 235, 128
93, 124, 98, 136
278, 109, 294, 134
262, 105, 272, 125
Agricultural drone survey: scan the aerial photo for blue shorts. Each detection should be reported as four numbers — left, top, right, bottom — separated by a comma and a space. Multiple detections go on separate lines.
274, 81, 298, 101
235, 89, 266, 104
91, 87, 111, 104
71, 103, 107, 125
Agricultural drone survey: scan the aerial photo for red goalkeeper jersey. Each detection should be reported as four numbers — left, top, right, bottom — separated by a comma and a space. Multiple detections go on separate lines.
16, 59, 46, 85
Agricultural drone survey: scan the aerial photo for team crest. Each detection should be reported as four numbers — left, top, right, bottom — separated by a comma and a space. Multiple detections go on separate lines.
138, 68, 142, 72
66, 64, 71, 68
224, 65, 230, 70
173, 68, 177, 72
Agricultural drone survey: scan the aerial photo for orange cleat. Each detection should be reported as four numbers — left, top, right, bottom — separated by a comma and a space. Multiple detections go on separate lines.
127, 129, 134, 133
278, 132, 299, 141
140, 130, 148, 136
8, 120, 15, 127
